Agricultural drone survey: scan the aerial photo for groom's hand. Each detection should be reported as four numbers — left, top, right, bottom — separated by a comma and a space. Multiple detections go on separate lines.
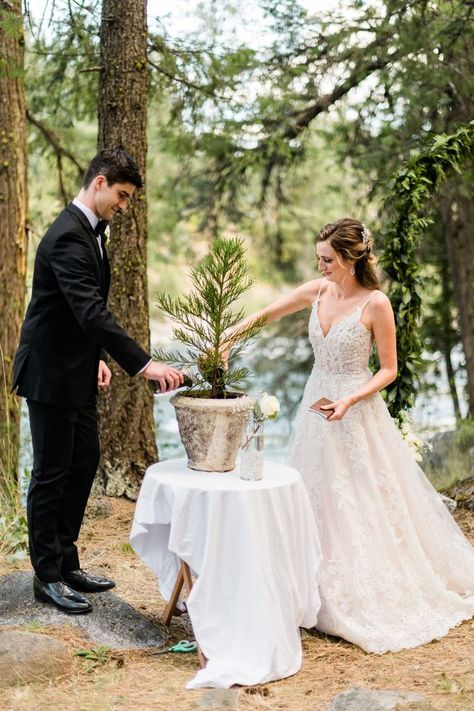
98, 360, 112, 388
141, 361, 184, 393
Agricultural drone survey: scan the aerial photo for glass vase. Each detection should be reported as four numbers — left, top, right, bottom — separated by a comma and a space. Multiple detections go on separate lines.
240, 421, 264, 481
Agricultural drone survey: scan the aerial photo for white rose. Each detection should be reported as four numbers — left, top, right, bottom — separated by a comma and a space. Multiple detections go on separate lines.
407, 434, 422, 450
258, 393, 280, 419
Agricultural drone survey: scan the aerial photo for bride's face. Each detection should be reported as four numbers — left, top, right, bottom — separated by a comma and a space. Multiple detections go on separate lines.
316, 241, 350, 283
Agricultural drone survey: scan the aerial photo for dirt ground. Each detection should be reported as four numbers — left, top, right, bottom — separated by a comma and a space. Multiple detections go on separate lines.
1, 500, 474, 711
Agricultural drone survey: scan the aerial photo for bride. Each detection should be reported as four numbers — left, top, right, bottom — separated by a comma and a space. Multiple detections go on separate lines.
229, 217, 474, 653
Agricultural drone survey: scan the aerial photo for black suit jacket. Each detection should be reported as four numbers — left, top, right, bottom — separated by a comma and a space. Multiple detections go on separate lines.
12, 203, 150, 407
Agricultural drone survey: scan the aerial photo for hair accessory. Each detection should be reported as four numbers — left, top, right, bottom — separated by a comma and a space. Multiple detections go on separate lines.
361, 225, 370, 244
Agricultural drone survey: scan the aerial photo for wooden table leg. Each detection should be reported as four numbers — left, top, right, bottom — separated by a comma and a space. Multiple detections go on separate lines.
163, 560, 207, 668
163, 566, 185, 626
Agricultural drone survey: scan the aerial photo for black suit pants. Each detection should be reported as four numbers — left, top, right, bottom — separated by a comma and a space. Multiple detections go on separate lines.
26, 399, 100, 582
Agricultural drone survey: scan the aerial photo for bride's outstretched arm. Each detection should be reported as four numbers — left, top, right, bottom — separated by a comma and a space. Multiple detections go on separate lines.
324, 291, 398, 421
222, 278, 321, 359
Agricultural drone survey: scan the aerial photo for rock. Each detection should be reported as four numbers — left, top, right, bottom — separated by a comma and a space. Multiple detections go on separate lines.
443, 476, 474, 512
85, 495, 113, 518
0, 630, 72, 688
0, 571, 164, 650
424, 425, 474, 494
197, 689, 239, 709
330, 686, 426, 710
439, 493, 457, 513
424, 430, 457, 472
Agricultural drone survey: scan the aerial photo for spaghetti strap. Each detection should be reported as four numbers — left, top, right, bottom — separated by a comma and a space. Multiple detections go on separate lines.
360, 290, 378, 313
315, 279, 325, 304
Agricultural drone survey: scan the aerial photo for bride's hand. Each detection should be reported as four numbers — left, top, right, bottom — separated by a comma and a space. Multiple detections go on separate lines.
220, 349, 230, 370
219, 335, 234, 370
323, 398, 351, 421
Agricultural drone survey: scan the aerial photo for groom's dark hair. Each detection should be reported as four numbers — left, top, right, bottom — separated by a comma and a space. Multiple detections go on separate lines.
83, 147, 144, 189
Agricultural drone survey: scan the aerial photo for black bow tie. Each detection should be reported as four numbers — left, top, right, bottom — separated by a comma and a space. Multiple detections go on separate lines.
94, 220, 109, 239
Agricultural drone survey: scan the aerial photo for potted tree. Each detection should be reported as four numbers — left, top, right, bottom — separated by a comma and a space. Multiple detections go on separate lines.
154, 237, 266, 472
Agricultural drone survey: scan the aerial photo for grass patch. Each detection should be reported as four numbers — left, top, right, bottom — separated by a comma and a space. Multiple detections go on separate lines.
0, 355, 28, 563
120, 542, 134, 555
23, 620, 45, 633
75, 645, 112, 670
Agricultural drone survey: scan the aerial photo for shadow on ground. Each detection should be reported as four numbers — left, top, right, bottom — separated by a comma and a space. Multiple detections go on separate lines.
0, 570, 165, 649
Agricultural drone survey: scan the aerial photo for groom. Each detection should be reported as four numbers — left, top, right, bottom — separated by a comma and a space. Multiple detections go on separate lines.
12, 147, 183, 614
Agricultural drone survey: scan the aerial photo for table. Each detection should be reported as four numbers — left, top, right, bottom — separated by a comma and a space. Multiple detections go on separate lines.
130, 458, 321, 689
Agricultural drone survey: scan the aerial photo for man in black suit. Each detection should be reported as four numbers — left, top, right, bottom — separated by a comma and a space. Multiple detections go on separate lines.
12, 148, 182, 614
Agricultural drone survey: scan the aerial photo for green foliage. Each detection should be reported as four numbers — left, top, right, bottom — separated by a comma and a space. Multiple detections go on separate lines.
24, 620, 44, 632
145, 0, 474, 294
24, 2, 100, 203
154, 237, 266, 397
423, 418, 474, 490
417, 229, 463, 419
0, 510, 29, 563
455, 417, 474, 453
381, 121, 474, 419
21, 0, 473, 422
75, 645, 111, 669
0, 6, 24, 81
0, 7, 23, 42
0, 445, 28, 563
0, 350, 28, 562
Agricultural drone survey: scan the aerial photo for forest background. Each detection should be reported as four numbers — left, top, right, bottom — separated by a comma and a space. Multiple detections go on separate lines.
1, 0, 473, 508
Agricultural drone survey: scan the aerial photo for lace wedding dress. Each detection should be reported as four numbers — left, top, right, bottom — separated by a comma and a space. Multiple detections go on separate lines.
291, 286, 474, 653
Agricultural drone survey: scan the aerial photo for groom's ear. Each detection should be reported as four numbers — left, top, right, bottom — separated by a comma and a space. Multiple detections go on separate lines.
94, 175, 107, 191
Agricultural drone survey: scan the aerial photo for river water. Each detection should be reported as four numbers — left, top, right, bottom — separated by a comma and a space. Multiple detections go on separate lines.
152, 315, 467, 463
18, 315, 466, 476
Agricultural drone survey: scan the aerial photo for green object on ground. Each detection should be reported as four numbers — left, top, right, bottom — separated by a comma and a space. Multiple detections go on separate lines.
154, 639, 197, 655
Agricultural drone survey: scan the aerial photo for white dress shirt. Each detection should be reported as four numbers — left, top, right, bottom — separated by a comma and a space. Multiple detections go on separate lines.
72, 197, 103, 257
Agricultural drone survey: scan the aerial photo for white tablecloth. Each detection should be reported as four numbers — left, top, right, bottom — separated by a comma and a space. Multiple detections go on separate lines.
130, 458, 321, 689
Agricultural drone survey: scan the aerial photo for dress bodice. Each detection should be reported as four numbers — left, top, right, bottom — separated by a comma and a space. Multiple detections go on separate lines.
309, 297, 373, 375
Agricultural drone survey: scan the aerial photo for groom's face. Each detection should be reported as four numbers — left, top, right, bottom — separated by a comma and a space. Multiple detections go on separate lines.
93, 176, 136, 220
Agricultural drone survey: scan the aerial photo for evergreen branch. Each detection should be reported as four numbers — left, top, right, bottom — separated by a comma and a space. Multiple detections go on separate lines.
222, 367, 252, 387
26, 110, 85, 205
152, 348, 185, 366
381, 120, 474, 419
154, 237, 266, 397
147, 56, 228, 101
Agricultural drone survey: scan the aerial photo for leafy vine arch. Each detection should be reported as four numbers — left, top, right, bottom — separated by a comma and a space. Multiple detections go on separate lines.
381, 120, 474, 418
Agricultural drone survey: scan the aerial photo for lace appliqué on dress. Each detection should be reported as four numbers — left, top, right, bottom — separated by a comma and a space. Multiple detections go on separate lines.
290, 294, 474, 653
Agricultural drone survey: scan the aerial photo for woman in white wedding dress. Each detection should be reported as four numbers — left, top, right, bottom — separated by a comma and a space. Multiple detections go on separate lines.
230, 217, 474, 653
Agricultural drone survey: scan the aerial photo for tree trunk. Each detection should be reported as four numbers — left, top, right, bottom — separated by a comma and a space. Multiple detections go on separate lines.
96, 0, 157, 498
0, 0, 28, 483
443, 344, 462, 421
441, 188, 474, 417
438, 232, 461, 420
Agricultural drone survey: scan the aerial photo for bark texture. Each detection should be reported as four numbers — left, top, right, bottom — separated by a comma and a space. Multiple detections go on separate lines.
0, 0, 27, 482
97, 0, 157, 497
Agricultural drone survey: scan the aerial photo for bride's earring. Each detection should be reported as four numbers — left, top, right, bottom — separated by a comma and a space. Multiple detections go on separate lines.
350, 266, 355, 276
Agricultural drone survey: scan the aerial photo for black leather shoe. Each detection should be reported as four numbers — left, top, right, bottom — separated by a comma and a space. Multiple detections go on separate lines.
33, 575, 92, 614
62, 569, 116, 593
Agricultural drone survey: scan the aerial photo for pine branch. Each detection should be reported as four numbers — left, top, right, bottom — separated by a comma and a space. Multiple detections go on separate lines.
154, 237, 266, 396
26, 110, 85, 205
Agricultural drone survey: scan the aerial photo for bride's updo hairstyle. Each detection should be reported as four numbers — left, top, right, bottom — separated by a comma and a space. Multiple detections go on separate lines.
316, 217, 380, 290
